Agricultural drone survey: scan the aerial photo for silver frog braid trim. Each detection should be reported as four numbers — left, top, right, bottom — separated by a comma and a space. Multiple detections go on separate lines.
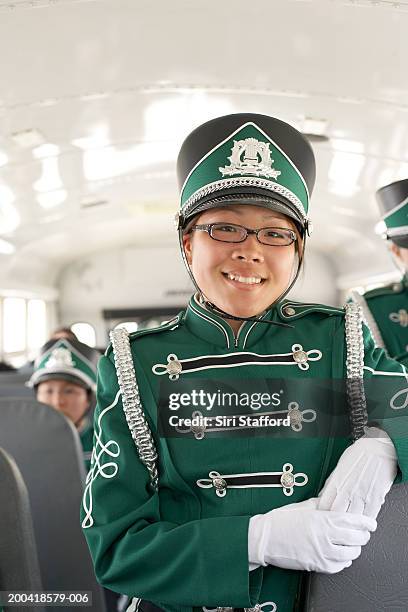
110, 327, 159, 490
182, 177, 306, 222
345, 302, 368, 441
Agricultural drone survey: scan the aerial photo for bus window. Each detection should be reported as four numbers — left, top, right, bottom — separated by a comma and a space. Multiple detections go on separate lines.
3, 297, 26, 366
27, 299, 47, 355
71, 322, 96, 347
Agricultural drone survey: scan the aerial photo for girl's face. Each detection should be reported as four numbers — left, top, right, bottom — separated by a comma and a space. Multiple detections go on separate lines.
37, 378, 90, 428
183, 204, 298, 320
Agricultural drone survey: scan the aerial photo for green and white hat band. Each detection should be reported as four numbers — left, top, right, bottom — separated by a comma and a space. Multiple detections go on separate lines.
28, 339, 97, 391
180, 122, 309, 222
382, 197, 408, 237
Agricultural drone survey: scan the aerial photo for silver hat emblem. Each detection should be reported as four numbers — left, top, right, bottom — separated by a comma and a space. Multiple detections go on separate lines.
219, 138, 281, 180
45, 347, 75, 369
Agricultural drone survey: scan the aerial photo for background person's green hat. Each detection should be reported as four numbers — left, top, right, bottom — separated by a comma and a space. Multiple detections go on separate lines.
28, 338, 99, 392
176, 113, 316, 234
377, 178, 408, 248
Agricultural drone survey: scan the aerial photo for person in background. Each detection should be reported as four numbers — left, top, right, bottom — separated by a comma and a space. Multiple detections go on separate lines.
351, 178, 408, 366
28, 336, 126, 612
28, 337, 99, 471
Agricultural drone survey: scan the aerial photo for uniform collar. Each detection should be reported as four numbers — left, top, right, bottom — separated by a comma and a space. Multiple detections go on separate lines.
184, 294, 275, 349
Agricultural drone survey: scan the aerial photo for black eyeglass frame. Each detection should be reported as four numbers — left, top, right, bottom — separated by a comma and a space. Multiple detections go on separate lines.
189, 222, 297, 247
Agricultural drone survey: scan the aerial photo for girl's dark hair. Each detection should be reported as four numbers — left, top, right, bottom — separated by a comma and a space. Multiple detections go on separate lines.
50, 326, 78, 341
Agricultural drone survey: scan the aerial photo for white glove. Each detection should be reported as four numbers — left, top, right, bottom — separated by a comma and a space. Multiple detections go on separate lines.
248, 497, 318, 571
248, 497, 376, 574
318, 427, 397, 519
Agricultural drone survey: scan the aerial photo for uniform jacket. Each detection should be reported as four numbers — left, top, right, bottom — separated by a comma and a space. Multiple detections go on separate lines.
80, 419, 94, 472
81, 296, 408, 612
352, 275, 408, 367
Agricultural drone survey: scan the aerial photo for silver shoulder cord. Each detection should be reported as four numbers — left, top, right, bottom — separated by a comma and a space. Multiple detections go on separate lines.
345, 302, 368, 441
110, 327, 159, 490
350, 290, 387, 351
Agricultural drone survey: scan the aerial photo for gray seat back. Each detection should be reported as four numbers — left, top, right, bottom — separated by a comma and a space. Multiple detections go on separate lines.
0, 398, 106, 612
306, 483, 408, 611
0, 373, 33, 397
0, 446, 45, 612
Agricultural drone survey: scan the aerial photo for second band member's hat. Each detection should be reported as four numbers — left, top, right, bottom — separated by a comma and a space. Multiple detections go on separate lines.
377, 178, 408, 248
176, 113, 316, 234
28, 338, 99, 392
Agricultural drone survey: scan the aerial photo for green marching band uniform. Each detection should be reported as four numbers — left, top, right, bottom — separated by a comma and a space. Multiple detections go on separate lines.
28, 337, 99, 471
351, 178, 408, 367
81, 115, 408, 612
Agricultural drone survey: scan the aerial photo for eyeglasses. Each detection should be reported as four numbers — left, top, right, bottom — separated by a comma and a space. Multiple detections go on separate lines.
190, 222, 297, 247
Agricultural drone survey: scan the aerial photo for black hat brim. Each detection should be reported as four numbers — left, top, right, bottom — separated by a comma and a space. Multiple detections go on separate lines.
32, 372, 91, 391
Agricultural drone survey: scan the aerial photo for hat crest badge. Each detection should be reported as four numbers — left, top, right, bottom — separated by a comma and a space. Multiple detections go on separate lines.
219, 137, 281, 180
46, 347, 75, 369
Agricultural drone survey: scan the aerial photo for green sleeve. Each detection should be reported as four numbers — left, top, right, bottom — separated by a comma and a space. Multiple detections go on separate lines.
362, 324, 408, 482
81, 354, 263, 608
394, 351, 408, 369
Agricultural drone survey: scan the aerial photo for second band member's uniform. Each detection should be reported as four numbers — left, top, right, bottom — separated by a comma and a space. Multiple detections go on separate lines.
351, 178, 408, 367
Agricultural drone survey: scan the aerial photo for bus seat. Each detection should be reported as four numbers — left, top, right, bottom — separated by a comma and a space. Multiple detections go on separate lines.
0, 398, 106, 612
0, 446, 45, 612
306, 482, 408, 611
0, 373, 33, 398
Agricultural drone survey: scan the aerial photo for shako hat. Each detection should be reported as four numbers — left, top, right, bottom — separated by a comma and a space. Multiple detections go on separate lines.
28, 338, 99, 392
377, 178, 408, 248
176, 113, 316, 234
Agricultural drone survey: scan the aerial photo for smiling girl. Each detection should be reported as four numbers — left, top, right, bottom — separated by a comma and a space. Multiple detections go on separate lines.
82, 114, 408, 612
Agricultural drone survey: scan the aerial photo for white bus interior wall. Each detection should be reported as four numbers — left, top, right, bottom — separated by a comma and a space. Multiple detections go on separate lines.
0, 0, 406, 348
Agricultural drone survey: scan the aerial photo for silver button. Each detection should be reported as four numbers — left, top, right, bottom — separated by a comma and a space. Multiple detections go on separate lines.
393, 283, 402, 292
213, 476, 227, 491
284, 306, 296, 316
212, 477, 227, 492
288, 407, 302, 426
293, 349, 308, 364
191, 422, 206, 436
167, 360, 182, 375
281, 472, 295, 488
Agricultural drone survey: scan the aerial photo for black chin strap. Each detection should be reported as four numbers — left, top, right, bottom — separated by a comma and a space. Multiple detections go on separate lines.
179, 228, 307, 329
